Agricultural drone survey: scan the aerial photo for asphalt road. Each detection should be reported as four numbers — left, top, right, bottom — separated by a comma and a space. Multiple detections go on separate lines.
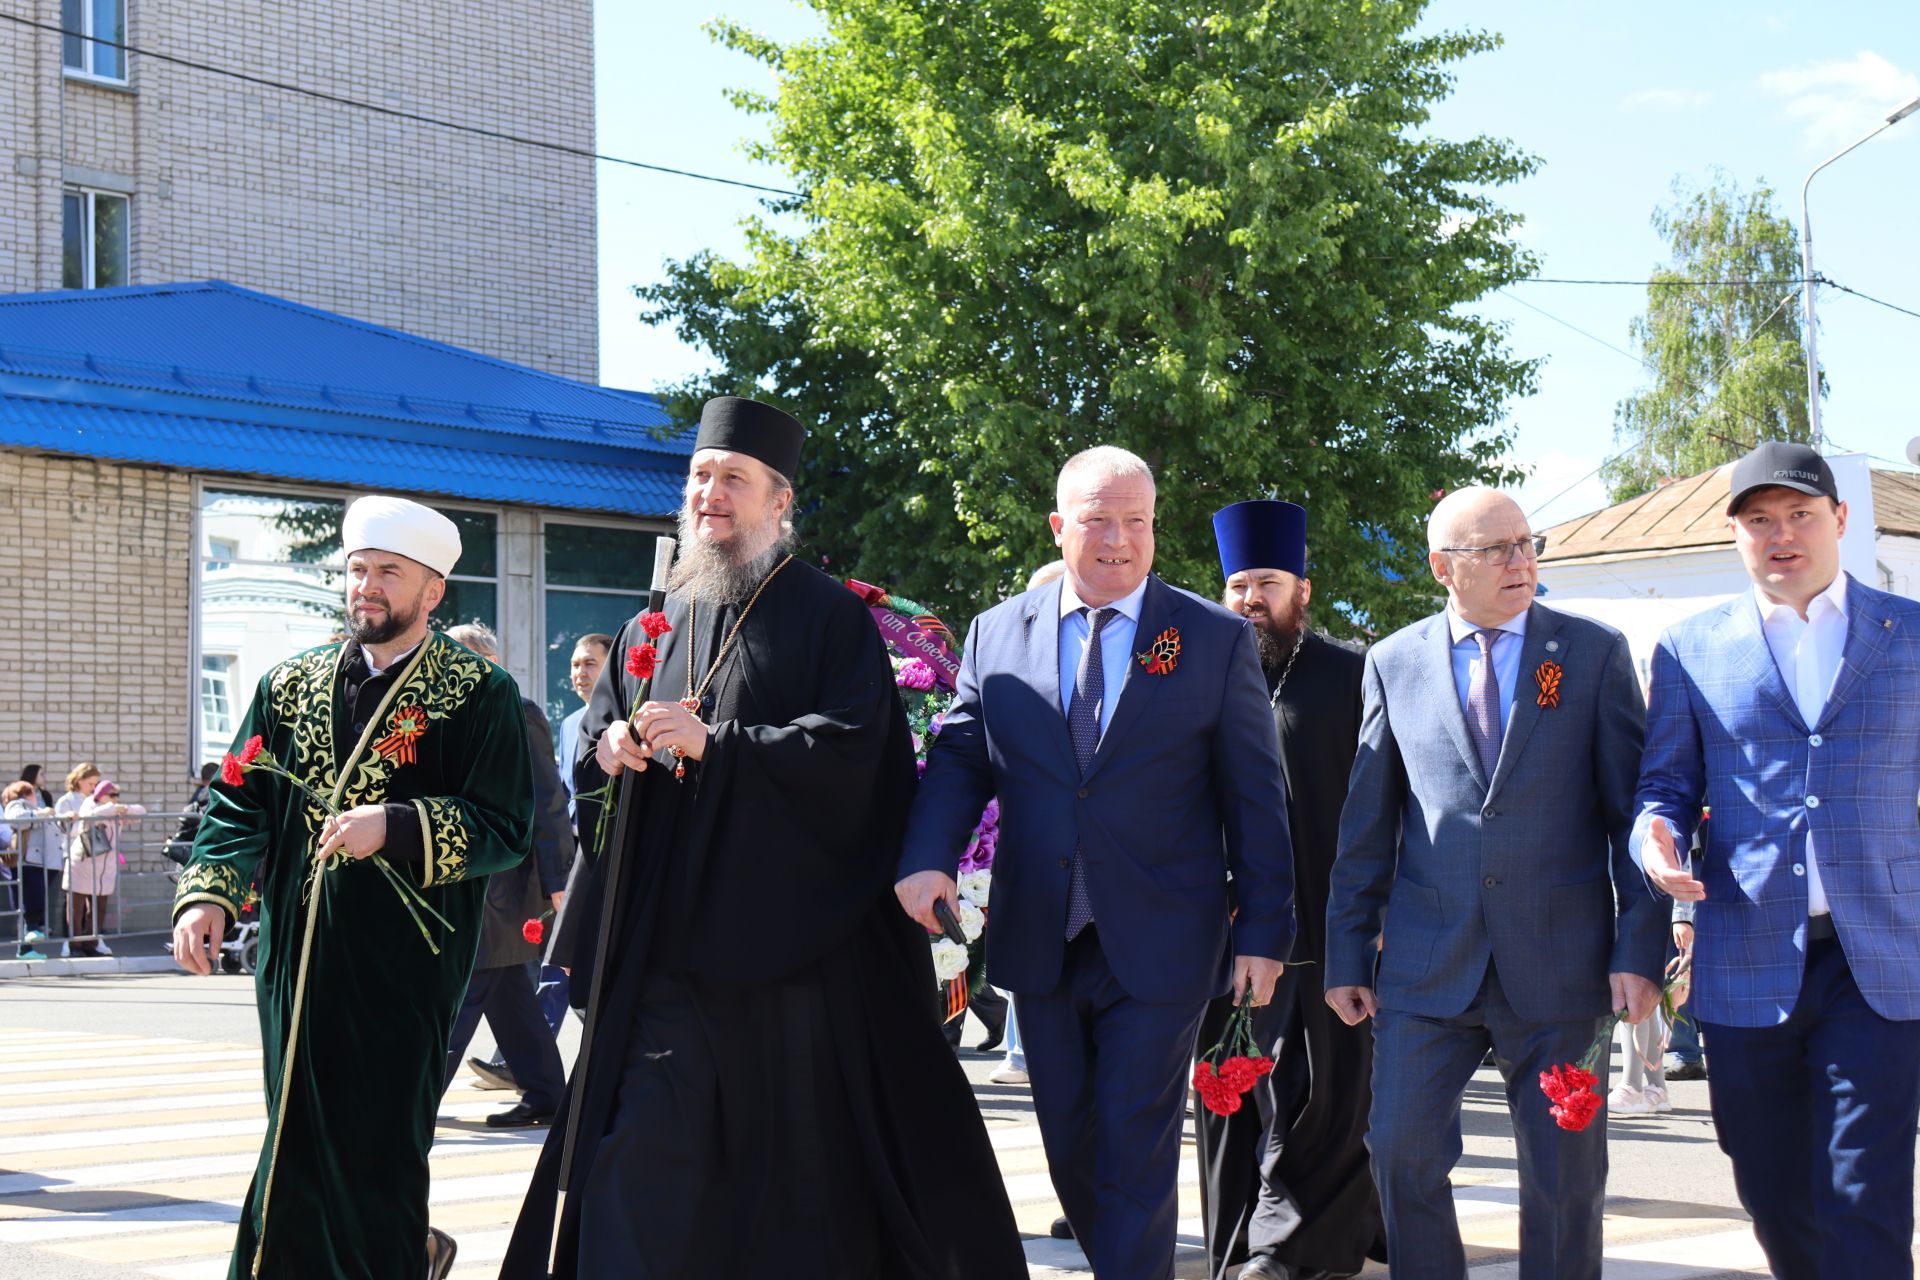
0, 971, 1902, 1279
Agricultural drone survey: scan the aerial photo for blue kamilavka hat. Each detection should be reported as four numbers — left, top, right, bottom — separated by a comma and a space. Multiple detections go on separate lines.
1212, 499, 1308, 579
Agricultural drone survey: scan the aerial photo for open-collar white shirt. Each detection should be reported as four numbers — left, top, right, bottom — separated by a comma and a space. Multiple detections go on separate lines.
1755, 573, 1848, 917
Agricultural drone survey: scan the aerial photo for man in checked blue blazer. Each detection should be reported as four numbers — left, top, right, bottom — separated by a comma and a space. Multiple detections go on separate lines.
1325, 486, 1668, 1280
1633, 442, 1920, 1280
897, 446, 1295, 1280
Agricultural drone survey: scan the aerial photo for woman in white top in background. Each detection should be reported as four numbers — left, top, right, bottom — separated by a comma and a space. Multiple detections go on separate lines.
68, 776, 144, 957
4, 780, 58, 958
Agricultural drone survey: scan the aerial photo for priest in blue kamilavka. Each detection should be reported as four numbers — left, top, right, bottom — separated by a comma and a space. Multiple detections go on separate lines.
172, 495, 533, 1280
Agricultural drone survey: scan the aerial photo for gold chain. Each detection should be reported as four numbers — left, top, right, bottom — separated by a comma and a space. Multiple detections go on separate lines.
685, 554, 794, 706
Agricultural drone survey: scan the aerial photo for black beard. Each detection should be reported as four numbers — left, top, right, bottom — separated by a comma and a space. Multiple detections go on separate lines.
1246, 610, 1306, 672
346, 598, 419, 646
670, 504, 795, 603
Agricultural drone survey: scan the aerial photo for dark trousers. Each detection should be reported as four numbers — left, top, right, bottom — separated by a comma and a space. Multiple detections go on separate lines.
1368, 964, 1610, 1280
20, 864, 58, 935
1699, 936, 1920, 1280
1019, 927, 1208, 1280
443, 964, 567, 1113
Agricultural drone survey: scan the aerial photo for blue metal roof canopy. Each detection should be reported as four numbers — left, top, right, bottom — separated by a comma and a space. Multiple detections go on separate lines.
0, 281, 693, 515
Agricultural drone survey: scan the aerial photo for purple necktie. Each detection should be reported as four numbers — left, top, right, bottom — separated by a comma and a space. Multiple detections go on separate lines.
1467, 628, 1503, 782
1065, 607, 1112, 939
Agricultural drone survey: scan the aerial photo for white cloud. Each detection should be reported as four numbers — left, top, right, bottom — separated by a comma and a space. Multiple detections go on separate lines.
1621, 89, 1711, 112
1758, 51, 1920, 148
1511, 451, 1612, 528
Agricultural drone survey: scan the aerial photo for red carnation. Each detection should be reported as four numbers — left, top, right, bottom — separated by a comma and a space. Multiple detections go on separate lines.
1192, 1061, 1242, 1117
639, 611, 672, 640
626, 644, 658, 679
1539, 1063, 1603, 1132
1220, 1055, 1260, 1094
219, 753, 244, 787
522, 918, 544, 945
239, 735, 266, 766
1251, 1055, 1276, 1077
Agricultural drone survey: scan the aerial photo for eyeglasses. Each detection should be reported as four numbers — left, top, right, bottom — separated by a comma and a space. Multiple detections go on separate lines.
1438, 535, 1546, 566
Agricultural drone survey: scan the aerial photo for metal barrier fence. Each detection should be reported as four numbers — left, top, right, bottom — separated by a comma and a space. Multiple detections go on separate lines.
3, 812, 198, 960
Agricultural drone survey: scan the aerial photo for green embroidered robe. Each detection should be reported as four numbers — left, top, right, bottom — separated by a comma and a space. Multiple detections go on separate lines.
175, 632, 533, 1280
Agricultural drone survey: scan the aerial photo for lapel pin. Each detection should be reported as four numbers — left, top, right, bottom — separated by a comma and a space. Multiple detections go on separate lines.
1545, 640, 1559, 653
1884, 619, 1894, 630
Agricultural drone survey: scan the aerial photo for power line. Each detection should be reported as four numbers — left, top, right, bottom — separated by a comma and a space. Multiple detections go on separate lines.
0, 11, 803, 198
1514, 276, 1808, 287
1509, 287, 1802, 520
1822, 278, 1920, 324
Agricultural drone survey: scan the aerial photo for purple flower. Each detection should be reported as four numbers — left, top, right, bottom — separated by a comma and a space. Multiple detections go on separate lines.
979, 797, 1000, 829
915, 758, 928, 779
895, 658, 938, 691
929, 714, 944, 737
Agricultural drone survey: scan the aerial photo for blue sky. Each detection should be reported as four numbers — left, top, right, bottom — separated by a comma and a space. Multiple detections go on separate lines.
595, 1, 1919, 529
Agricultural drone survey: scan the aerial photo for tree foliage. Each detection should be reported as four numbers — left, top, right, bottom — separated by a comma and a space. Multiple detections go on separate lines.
1602, 174, 1814, 503
642, 0, 1540, 629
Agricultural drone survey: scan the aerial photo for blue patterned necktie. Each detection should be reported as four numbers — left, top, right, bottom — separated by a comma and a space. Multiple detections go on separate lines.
1065, 606, 1112, 939
1467, 628, 1503, 783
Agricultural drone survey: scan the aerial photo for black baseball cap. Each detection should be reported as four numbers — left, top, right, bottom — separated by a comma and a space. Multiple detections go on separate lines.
1726, 441, 1839, 515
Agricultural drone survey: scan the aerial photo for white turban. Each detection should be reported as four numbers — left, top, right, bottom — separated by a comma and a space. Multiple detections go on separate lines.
341, 496, 462, 577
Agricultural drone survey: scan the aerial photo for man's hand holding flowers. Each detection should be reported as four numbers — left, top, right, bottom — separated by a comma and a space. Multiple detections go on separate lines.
316, 805, 388, 862
633, 700, 710, 764
595, 718, 654, 775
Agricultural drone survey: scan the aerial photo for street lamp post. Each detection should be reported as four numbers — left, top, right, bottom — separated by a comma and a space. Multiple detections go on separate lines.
1799, 93, 1920, 452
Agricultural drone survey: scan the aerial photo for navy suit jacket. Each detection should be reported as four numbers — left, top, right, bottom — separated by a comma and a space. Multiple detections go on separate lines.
899, 573, 1295, 1004
1328, 603, 1666, 1024
1631, 575, 1920, 1027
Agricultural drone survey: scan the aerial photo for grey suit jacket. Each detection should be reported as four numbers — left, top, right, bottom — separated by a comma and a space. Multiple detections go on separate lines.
1327, 603, 1666, 1024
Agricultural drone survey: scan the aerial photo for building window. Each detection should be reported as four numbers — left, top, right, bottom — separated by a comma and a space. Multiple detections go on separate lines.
62, 0, 126, 81
62, 189, 129, 289
542, 521, 655, 726
194, 485, 501, 762
201, 654, 236, 745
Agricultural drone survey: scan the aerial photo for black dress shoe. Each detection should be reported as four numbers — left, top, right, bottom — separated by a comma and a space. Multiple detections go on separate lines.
1049, 1215, 1074, 1240
976, 1025, 1006, 1053
425, 1226, 458, 1280
485, 1101, 555, 1128
467, 1056, 520, 1091
1236, 1255, 1291, 1280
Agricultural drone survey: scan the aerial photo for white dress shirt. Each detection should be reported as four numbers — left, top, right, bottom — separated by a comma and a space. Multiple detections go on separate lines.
1756, 574, 1849, 917
1445, 605, 1530, 737
1058, 576, 1149, 739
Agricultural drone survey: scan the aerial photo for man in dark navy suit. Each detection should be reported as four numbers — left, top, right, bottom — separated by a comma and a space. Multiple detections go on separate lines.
899, 446, 1294, 1280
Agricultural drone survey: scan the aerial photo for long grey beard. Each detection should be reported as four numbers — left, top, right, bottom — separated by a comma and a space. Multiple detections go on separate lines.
669, 512, 795, 604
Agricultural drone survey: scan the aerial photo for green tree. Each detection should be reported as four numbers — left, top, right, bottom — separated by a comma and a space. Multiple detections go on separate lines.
1602, 174, 1814, 503
645, 0, 1539, 629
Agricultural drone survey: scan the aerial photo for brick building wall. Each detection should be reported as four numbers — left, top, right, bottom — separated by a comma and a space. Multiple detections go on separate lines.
0, 449, 194, 883
0, 0, 597, 381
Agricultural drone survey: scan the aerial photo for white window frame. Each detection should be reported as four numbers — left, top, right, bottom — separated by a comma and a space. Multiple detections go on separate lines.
187, 475, 506, 767
63, 187, 130, 289
200, 653, 237, 744
61, 0, 129, 84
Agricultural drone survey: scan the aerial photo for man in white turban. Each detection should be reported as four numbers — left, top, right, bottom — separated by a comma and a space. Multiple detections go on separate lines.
172, 494, 534, 1280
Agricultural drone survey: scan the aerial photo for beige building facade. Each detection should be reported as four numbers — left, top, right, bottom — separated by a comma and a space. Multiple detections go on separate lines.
0, 0, 597, 381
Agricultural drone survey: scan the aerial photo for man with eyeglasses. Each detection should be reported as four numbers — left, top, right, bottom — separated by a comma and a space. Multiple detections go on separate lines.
1326, 486, 1667, 1280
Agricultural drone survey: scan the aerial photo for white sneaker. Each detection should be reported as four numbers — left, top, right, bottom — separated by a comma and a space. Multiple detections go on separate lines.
1608, 1085, 1655, 1115
1642, 1085, 1672, 1113
94, 940, 112, 956
987, 1063, 1029, 1085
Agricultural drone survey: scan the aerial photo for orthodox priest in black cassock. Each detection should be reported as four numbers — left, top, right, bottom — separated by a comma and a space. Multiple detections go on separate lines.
1197, 502, 1385, 1280
502, 397, 1026, 1280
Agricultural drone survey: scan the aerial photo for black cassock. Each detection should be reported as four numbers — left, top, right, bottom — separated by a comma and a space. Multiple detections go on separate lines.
502, 560, 1026, 1280
1196, 628, 1386, 1278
